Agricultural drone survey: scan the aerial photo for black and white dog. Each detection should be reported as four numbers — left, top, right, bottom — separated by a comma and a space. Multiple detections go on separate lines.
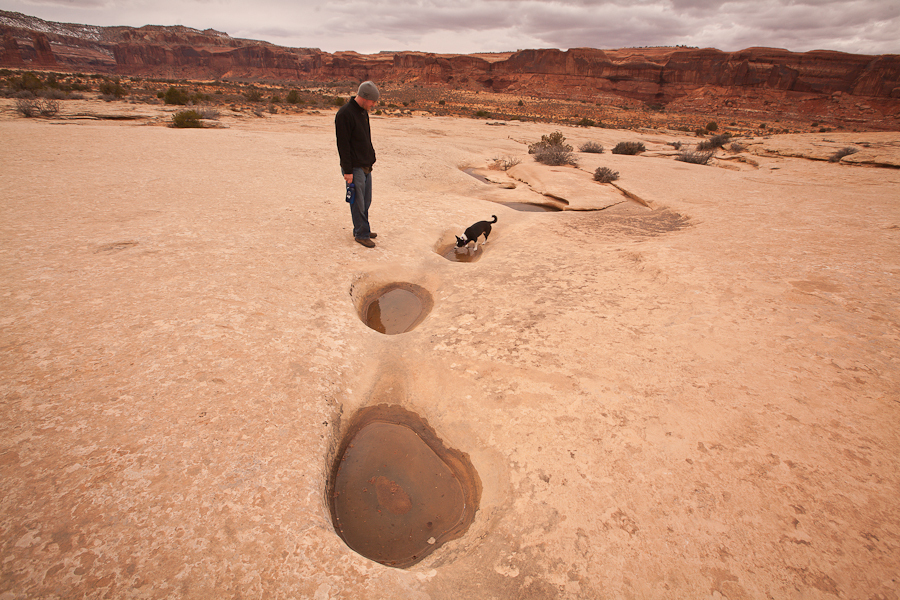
456, 215, 497, 251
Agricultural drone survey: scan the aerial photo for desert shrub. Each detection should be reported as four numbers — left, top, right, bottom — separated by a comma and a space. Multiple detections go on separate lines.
705, 121, 719, 132
15, 98, 39, 117
579, 141, 604, 153
667, 141, 683, 150
577, 117, 595, 127
64, 80, 91, 92
697, 133, 731, 151
15, 98, 59, 117
529, 131, 577, 166
729, 142, 747, 152
163, 87, 190, 105
533, 145, 578, 166
695, 128, 707, 136
171, 109, 203, 128
99, 78, 127, 98
475, 110, 490, 118
829, 147, 858, 162
593, 166, 619, 183
38, 98, 59, 116
42, 88, 68, 100
245, 88, 263, 102
611, 141, 645, 155
286, 90, 302, 104
528, 131, 572, 154
491, 155, 521, 170
331, 96, 345, 107
676, 149, 715, 165
10, 72, 44, 93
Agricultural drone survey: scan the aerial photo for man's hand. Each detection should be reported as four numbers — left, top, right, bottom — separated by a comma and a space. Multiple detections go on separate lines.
344, 173, 353, 184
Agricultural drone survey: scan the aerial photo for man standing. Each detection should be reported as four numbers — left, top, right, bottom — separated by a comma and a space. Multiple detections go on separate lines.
335, 81, 380, 248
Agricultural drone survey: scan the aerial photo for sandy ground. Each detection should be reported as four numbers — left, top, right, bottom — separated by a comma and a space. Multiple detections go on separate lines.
1, 101, 899, 599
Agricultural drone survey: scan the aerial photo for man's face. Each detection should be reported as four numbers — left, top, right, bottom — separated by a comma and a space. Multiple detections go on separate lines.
356, 96, 377, 111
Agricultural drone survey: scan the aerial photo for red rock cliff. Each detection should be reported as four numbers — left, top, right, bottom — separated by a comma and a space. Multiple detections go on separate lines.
2, 9, 898, 106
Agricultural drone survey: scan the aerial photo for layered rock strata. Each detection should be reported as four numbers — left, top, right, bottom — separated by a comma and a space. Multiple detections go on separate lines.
2, 9, 898, 107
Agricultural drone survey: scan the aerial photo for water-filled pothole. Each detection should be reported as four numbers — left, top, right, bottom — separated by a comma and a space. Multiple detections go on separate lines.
439, 245, 482, 262
463, 168, 492, 184
500, 201, 561, 212
360, 283, 433, 334
328, 404, 481, 568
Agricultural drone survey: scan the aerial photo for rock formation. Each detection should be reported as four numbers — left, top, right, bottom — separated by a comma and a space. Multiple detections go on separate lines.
2, 9, 899, 108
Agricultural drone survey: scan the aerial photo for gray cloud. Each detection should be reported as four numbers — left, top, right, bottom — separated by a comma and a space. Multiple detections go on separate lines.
4, 0, 899, 54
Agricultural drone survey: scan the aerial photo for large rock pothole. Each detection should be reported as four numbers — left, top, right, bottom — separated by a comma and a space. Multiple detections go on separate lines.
327, 404, 481, 568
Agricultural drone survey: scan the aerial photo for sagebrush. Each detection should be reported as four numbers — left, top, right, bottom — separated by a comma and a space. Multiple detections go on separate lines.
675, 149, 715, 165
529, 131, 571, 153
492, 156, 521, 170
579, 141, 604, 154
593, 167, 619, 183
15, 97, 59, 117
612, 141, 645, 155
171, 110, 203, 128
163, 87, 190, 105
530, 131, 577, 166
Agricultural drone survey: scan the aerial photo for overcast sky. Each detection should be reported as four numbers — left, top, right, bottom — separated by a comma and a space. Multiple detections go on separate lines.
3, 0, 899, 56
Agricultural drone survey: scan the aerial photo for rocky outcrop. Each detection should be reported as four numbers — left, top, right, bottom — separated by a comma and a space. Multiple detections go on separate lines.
1, 9, 898, 109
1, 34, 24, 66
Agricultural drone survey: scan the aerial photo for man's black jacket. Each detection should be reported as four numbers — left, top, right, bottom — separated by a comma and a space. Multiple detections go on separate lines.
335, 97, 376, 173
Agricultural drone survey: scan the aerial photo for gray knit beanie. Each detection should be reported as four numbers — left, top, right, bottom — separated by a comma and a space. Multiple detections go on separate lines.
357, 81, 380, 102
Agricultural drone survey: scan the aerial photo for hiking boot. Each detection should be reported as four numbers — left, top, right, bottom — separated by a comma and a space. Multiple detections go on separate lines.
355, 237, 376, 248
369, 232, 377, 238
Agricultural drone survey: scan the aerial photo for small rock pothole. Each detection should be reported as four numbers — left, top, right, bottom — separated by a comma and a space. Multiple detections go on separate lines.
359, 283, 433, 334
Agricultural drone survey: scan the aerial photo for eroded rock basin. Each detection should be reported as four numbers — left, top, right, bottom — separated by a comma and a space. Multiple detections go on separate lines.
439, 245, 483, 262
499, 201, 560, 212
361, 283, 432, 334
329, 405, 481, 568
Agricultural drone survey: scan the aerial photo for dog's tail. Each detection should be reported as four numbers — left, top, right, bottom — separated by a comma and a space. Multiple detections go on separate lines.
490, 215, 498, 223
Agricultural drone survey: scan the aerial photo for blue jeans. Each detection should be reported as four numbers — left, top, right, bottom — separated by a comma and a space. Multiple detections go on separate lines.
344, 167, 373, 239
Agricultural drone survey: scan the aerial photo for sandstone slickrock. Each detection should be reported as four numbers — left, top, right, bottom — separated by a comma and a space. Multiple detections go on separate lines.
1, 100, 898, 599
